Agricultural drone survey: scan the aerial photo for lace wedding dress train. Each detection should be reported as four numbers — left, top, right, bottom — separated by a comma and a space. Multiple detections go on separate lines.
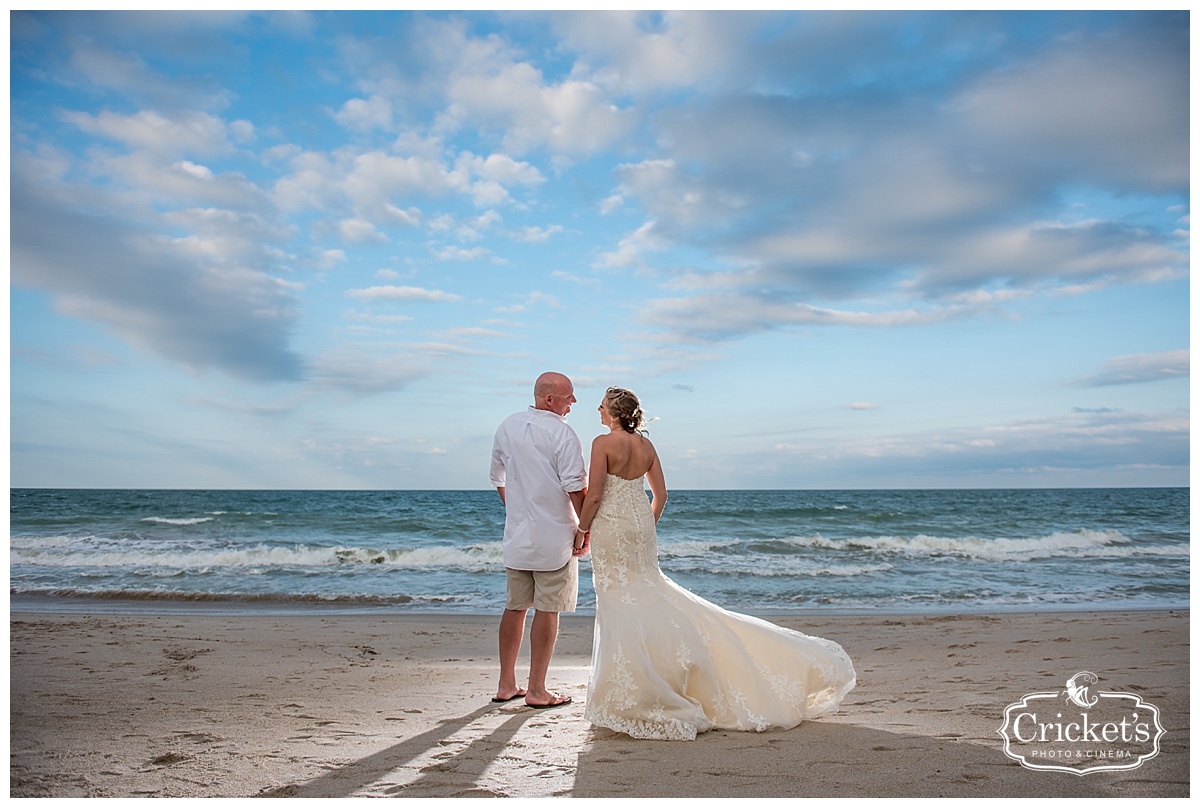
584, 474, 856, 741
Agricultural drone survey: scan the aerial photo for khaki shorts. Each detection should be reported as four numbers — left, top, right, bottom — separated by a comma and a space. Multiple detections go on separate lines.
505, 558, 578, 613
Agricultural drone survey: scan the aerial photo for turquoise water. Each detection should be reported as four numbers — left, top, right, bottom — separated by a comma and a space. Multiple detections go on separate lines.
9, 487, 1189, 614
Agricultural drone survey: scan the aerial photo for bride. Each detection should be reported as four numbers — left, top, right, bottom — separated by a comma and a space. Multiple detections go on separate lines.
572, 387, 856, 741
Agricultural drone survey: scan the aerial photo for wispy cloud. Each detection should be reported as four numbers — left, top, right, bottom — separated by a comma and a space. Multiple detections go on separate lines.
494, 291, 562, 313
345, 285, 462, 302
1077, 350, 1189, 387
640, 293, 966, 343
437, 327, 513, 339
10, 159, 303, 382
429, 245, 504, 263
512, 224, 564, 243
770, 407, 1188, 485
307, 345, 430, 395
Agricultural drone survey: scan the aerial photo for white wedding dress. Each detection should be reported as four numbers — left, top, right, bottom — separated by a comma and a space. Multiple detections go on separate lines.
584, 474, 856, 741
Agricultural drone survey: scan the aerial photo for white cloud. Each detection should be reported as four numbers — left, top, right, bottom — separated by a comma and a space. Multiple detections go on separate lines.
594, 220, 667, 269
64, 39, 234, 111
513, 224, 564, 243
438, 327, 512, 339
552, 11, 750, 95
495, 290, 562, 313
312, 249, 346, 270
550, 270, 586, 283
308, 345, 429, 395
190, 394, 292, 420
271, 150, 340, 212
335, 94, 394, 132
346, 311, 412, 325
337, 217, 387, 244
175, 160, 213, 180
462, 179, 510, 207
600, 193, 624, 214
592, 20, 1187, 347
271, 145, 540, 226
262, 143, 301, 164
958, 24, 1188, 191
229, 119, 255, 143
62, 109, 235, 158
384, 204, 422, 227
428, 213, 455, 232
345, 285, 462, 302
438, 35, 636, 156
1078, 350, 1189, 387
162, 207, 296, 272
774, 407, 1188, 484
344, 150, 458, 213
272, 148, 452, 222
458, 152, 544, 187
10, 160, 302, 382
641, 293, 964, 343
430, 245, 499, 262
91, 151, 267, 211
454, 210, 503, 242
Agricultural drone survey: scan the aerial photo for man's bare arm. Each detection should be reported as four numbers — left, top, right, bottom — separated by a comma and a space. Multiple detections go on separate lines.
568, 488, 586, 518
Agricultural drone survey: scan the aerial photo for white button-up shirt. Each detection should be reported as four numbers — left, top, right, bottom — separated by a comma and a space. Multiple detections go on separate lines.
490, 407, 587, 571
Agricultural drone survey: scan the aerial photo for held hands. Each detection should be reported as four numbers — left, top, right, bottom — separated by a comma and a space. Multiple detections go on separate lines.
572, 526, 591, 557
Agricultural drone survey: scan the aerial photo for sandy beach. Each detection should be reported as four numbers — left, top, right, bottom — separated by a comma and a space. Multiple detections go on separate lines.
9, 607, 1188, 798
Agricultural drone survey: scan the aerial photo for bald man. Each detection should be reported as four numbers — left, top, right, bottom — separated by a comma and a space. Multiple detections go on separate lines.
489, 372, 587, 708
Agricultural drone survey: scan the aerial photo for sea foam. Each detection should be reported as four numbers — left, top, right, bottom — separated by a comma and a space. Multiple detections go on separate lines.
784, 529, 1151, 562
11, 541, 507, 570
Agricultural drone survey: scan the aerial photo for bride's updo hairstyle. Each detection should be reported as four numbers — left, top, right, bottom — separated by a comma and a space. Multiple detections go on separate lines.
604, 386, 649, 434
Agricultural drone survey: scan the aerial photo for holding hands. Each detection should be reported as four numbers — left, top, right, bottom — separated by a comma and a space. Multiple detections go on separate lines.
573, 526, 591, 557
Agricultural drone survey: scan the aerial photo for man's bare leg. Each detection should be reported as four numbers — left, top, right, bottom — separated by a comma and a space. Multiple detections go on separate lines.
525, 609, 570, 706
496, 608, 527, 701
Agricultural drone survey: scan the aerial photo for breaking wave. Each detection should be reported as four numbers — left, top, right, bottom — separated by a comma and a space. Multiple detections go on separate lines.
11, 542, 506, 570
780, 529, 1184, 563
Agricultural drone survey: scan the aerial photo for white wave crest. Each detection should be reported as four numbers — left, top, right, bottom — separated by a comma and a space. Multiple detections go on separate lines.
658, 540, 738, 557
333, 545, 505, 568
660, 552, 893, 578
11, 542, 506, 570
141, 516, 215, 526
10, 534, 93, 550
786, 529, 1154, 562
716, 561, 894, 578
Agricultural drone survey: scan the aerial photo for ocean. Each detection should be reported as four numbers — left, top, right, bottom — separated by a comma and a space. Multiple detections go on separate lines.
9, 487, 1189, 615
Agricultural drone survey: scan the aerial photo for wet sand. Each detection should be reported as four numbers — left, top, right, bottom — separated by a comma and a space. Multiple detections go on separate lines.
9, 608, 1189, 797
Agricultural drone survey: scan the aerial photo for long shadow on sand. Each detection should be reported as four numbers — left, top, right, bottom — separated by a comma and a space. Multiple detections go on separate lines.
258, 704, 540, 798
571, 721, 1187, 799
255, 705, 1187, 798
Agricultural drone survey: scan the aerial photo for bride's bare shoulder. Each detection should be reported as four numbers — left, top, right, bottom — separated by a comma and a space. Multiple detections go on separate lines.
591, 432, 622, 460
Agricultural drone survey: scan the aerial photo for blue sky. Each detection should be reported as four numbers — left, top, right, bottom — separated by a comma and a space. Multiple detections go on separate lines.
9, 10, 1190, 490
